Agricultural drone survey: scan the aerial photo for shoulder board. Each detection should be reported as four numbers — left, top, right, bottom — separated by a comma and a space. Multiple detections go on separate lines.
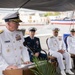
0, 30, 4, 34
50, 36, 54, 38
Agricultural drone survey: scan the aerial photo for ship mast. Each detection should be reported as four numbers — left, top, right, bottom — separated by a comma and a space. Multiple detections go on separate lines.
69, 11, 75, 30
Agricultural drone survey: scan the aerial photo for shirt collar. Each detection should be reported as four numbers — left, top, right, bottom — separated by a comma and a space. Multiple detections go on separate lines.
71, 35, 75, 38
53, 36, 58, 38
29, 36, 34, 39
4, 28, 16, 35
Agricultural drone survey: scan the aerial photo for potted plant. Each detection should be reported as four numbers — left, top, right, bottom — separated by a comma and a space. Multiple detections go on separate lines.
31, 57, 56, 75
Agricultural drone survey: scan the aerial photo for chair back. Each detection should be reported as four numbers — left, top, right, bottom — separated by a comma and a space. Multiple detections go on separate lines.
46, 38, 50, 50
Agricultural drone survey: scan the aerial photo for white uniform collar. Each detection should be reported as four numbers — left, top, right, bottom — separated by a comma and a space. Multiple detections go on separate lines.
53, 36, 58, 38
71, 35, 75, 38
4, 28, 16, 34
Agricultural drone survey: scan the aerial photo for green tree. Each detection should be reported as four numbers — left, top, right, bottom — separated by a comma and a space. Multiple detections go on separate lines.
44, 12, 60, 17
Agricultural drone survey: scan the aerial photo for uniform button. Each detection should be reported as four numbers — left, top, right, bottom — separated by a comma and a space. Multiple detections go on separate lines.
55, 43, 56, 45
13, 41, 15, 43
8, 45, 9, 47
21, 58, 24, 62
16, 62, 17, 65
20, 46, 22, 49
7, 49, 10, 52
15, 56, 17, 57
14, 48, 16, 50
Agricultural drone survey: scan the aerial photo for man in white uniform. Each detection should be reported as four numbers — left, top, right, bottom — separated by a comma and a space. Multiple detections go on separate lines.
67, 29, 75, 68
67, 29, 75, 54
48, 28, 74, 75
0, 12, 30, 75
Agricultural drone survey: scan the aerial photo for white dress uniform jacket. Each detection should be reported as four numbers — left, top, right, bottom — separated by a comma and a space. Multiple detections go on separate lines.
0, 28, 30, 75
48, 36, 72, 71
67, 35, 75, 54
48, 36, 66, 54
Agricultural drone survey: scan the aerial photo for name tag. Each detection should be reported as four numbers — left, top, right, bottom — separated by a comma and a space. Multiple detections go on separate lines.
5, 41, 10, 43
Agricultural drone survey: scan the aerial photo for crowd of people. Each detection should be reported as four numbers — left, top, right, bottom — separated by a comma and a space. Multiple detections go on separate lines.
0, 12, 75, 75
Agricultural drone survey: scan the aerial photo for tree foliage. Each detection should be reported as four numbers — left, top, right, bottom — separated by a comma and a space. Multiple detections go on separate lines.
44, 12, 60, 17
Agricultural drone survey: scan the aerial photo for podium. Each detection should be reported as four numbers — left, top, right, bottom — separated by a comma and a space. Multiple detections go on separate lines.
3, 69, 35, 75
3, 66, 35, 75
3, 62, 56, 75
3, 69, 23, 75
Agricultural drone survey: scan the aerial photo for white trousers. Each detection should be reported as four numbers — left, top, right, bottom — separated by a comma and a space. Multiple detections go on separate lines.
52, 51, 72, 71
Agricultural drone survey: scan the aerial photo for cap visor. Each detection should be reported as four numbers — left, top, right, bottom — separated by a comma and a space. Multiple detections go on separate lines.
70, 31, 75, 32
9, 19, 22, 22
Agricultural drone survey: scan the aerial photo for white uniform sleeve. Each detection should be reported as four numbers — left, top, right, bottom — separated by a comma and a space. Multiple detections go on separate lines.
20, 32, 30, 62
22, 46, 30, 62
48, 38, 57, 52
0, 39, 9, 70
61, 40, 66, 51
67, 36, 72, 52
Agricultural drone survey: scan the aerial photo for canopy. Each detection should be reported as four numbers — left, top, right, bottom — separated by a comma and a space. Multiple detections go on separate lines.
0, 0, 75, 11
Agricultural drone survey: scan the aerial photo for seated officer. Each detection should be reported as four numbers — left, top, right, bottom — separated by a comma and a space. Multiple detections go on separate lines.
0, 12, 30, 75
48, 28, 74, 75
23, 27, 47, 61
67, 29, 75, 54
67, 29, 75, 68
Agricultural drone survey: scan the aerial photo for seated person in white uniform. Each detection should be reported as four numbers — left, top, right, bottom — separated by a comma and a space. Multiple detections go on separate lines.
67, 29, 75, 68
48, 28, 74, 75
0, 12, 30, 75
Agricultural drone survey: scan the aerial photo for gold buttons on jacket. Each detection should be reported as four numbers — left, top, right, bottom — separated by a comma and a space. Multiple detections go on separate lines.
55, 43, 56, 45
13, 41, 15, 43
21, 58, 24, 62
15, 56, 17, 57
14, 48, 16, 50
7, 49, 10, 52
20, 46, 22, 49
8, 45, 9, 47
16, 62, 17, 65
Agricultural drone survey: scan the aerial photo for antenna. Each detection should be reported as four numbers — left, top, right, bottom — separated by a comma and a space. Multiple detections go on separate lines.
17, 0, 31, 12
69, 11, 75, 31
